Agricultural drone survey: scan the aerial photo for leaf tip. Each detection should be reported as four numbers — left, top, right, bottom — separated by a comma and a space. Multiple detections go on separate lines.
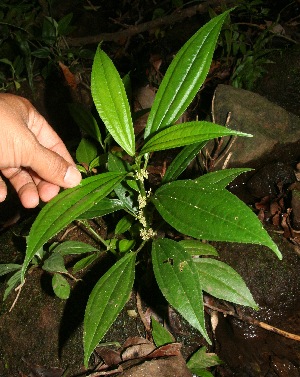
269, 242, 282, 260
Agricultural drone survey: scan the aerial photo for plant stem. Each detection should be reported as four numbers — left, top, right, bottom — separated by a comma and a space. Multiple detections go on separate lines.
77, 219, 116, 254
135, 239, 147, 254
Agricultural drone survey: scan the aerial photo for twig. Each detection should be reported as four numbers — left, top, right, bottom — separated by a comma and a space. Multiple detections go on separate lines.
222, 151, 233, 169
89, 365, 123, 376
211, 90, 216, 124
59, 225, 78, 241
218, 135, 237, 168
9, 280, 25, 312
204, 302, 300, 342
67, 1, 235, 46
86, 0, 99, 12
245, 316, 300, 341
207, 112, 233, 170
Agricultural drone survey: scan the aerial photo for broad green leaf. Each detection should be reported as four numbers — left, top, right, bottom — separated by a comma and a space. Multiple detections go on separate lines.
72, 252, 100, 274
91, 47, 135, 156
43, 253, 68, 274
32, 246, 47, 262
193, 370, 214, 377
84, 252, 136, 367
76, 138, 98, 165
89, 154, 107, 170
179, 240, 218, 256
0, 264, 21, 277
151, 317, 175, 347
68, 103, 102, 145
125, 177, 139, 192
22, 172, 126, 281
153, 181, 281, 258
194, 258, 258, 308
187, 346, 221, 375
4, 270, 21, 301
141, 121, 251, 154
0, 58, 14, 67
152, 238, 210, 342
115, 215, 135, 235
144, 10, 231, 138
31, 47, 51, 58
78, 198, 123, 219
57, 12, 73, 36
111, 182, 136, 212
118, 239, 135, 253
52, 273, 70, 299
54, 241, 97, 256
42, 16, 57, 45
122, 72, 132, 102
77, 164, 88, 174
108, 153, 137, 212
162, 142, 206, 183
108, 152, 132, 173
194, 168, 252, 188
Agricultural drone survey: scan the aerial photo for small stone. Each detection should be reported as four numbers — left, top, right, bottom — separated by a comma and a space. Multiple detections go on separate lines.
213, 85, 300, 168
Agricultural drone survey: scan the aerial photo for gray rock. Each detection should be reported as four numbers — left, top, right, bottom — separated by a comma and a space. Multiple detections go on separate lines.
213, 84, 300, 168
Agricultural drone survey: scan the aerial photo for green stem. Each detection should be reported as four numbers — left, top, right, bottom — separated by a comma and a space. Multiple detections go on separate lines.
77, 220, 116, 254
135, 239, 147, 254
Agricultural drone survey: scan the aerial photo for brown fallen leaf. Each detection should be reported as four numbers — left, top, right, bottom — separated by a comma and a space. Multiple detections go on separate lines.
95, 347, 122, 367
120, 355, 193, 377
146, 343, 182, 359
90, 336, 189, 377
281, 209, 294, 239
122, 336, 152, 348
122, 343, 156, 361
58, 61, 77, 90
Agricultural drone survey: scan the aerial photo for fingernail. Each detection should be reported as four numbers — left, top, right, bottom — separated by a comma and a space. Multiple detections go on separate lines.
64, 166, 82, 187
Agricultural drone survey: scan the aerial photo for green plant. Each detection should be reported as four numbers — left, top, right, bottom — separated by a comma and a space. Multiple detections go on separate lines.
0, 0, 37, 91
0, 57, 26, 91
1, 10, 282, 370
31, 11, 94, 79
210, 1, 277, 90
230, 27, 275, 90
0, 0, 93, 92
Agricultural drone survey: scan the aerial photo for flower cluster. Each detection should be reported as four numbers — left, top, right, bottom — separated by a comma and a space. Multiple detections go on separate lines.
137, 190, 156, 240
135, 168, 148, 183
140, 227, 157, 241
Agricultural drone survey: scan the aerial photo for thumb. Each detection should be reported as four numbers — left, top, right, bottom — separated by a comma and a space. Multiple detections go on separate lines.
28, 144, 82, 188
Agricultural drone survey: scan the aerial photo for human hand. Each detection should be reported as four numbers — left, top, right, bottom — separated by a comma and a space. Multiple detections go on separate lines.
0, 93, 82, 208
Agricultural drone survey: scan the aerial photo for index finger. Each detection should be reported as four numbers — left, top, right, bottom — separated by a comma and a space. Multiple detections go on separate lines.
28, 107, 75, 165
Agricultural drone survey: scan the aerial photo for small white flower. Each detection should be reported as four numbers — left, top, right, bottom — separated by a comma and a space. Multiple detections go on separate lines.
138, 194, 147, 209
140, 227, 157, 241
135, 168, 148, 183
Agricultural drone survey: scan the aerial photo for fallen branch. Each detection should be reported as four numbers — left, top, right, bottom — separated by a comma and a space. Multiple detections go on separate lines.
67, 1, 235, 46
204, 301, 300, 342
